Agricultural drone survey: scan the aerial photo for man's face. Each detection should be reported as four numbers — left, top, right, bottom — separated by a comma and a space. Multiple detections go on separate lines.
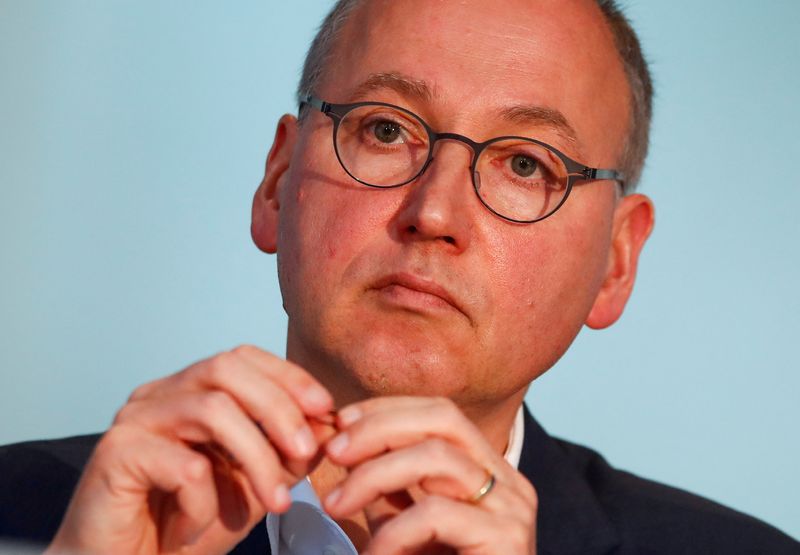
256, 0, 640, 410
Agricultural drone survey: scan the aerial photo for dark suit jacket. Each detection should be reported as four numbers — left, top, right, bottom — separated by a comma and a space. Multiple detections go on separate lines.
1, 409, 798, 554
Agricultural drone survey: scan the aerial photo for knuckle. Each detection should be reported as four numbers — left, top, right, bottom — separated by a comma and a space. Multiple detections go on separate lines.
203, 351, 236, 382
95, 425, 135, 459
199, 390, 235, 416
127, 381, 153, 402
424, 437, 452, 462
213, 350, 237, 371
112, 401, 138, 425
231, 343, 259, 359
182, 453, 212, 484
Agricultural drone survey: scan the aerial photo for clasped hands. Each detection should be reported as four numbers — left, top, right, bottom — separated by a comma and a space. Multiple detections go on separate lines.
48, 346, 537, 555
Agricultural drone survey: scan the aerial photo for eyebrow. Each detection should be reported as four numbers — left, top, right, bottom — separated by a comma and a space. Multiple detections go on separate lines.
349, 72, 579, 146
350, 72, 434, 103
499, 105, 579, 145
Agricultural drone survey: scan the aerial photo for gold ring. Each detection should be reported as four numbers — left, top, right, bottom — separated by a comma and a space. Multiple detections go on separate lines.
468, 469, 496, 504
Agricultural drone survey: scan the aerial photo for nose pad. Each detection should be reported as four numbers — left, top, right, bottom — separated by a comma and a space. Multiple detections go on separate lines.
474, 170, 481, 191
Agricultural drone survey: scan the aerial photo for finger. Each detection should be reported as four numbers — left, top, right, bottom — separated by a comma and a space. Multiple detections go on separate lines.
195, 361, 322, 462
70, 425, 220, 549
213, 350, 330, 458
187, 347, 334, 459
229, 345, 333, 414
366, 495, 535, 555
127, 374, 171, 402
336, 395, 437, 426
117, 391, 292, 511
129, 349, 328, 462
324, 438, 489, 516
132, 345, 333, 423
328, 397, 491, 466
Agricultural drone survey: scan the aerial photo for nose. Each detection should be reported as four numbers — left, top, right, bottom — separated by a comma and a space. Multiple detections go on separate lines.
391, 140, 476, 252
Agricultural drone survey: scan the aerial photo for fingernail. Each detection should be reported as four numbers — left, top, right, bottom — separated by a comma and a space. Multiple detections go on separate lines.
324, 486, 342, 509
274, 483, 291, 509
294, 426, 317, 457
327, 432, 349, 458
338, 406, 362, 426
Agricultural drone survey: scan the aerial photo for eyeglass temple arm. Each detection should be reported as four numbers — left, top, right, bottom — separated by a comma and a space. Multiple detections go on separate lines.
298, 94, 329, 114
582, 168, 625, 186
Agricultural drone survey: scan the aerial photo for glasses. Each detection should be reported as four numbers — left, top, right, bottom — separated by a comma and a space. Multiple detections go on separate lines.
300, 95, 624, 224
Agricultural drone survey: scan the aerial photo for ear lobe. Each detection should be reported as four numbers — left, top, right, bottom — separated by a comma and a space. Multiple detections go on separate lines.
251, 114, 299, 254
585, 193, 655, 329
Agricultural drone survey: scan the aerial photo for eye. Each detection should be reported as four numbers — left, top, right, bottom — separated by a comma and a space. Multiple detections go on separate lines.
510, 154, 538, 177
373, 120, 402, 143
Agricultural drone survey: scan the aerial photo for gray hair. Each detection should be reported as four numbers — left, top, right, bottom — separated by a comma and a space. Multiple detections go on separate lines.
297, 0, 653, 192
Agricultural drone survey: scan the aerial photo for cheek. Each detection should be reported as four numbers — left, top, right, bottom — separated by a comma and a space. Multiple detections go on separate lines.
482, 207, 613, 372
294, 191, 385, 267
277, 166, 399, 304
487, 233, 561, 334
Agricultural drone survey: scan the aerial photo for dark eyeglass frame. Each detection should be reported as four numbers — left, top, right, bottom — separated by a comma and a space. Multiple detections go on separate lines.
299, 94, 625, 224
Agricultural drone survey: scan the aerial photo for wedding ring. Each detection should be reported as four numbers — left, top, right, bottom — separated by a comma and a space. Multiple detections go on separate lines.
468, 468, 496, 504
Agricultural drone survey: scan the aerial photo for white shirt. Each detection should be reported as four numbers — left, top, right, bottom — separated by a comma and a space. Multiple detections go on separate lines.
266, 406, 525, 555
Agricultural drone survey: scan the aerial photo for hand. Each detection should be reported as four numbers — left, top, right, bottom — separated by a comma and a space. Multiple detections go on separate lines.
322, 397, 538, 555
46, 345, 334, 555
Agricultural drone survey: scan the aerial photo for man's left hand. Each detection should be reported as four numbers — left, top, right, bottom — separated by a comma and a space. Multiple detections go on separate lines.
323, 397, 537, 554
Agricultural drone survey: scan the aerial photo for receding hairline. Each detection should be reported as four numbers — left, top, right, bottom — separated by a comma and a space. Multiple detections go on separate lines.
298, 0, 652, 190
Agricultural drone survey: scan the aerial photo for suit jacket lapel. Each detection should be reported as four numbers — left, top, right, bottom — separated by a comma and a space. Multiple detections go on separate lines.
518, 407, 621, 555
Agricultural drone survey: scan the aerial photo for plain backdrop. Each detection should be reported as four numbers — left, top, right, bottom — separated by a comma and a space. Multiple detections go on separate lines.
1, 0, 798, 541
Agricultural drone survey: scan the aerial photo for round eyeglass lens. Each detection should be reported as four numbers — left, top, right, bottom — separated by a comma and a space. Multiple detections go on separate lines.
474, 138, 569, 222
334, 104, 430, 187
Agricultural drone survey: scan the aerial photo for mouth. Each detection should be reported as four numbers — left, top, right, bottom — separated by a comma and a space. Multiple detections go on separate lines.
371, 272, 463, 315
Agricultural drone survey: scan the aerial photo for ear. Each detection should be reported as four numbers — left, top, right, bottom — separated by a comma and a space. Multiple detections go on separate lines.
251, 114, 299, 254
585, 193, 655, 329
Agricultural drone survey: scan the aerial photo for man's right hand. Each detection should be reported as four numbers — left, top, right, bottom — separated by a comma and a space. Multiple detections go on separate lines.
46, 345, 334, 555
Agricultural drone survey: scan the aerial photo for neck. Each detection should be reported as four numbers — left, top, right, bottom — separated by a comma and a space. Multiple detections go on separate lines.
459, 391, 526, 456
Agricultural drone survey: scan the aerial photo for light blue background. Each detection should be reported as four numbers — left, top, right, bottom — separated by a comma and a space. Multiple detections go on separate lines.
1, 0, 798, 541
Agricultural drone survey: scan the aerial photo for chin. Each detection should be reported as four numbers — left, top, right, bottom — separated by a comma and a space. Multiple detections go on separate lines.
329, 334, 470, 399
293, 313, 509, 405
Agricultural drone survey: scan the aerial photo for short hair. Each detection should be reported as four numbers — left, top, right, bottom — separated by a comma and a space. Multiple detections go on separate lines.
297, 0, 653, 192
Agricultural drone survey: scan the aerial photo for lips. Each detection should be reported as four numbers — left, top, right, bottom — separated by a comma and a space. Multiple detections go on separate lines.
371, 272, 463, 314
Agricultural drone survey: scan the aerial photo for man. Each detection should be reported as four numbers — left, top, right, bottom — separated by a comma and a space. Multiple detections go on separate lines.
1, 0, 798, 553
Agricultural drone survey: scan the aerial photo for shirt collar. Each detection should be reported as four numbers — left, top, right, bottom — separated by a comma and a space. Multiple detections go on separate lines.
505, 402, 525, 469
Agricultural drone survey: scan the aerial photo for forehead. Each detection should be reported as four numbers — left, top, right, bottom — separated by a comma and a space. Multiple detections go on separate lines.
318, 0, 630, 162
